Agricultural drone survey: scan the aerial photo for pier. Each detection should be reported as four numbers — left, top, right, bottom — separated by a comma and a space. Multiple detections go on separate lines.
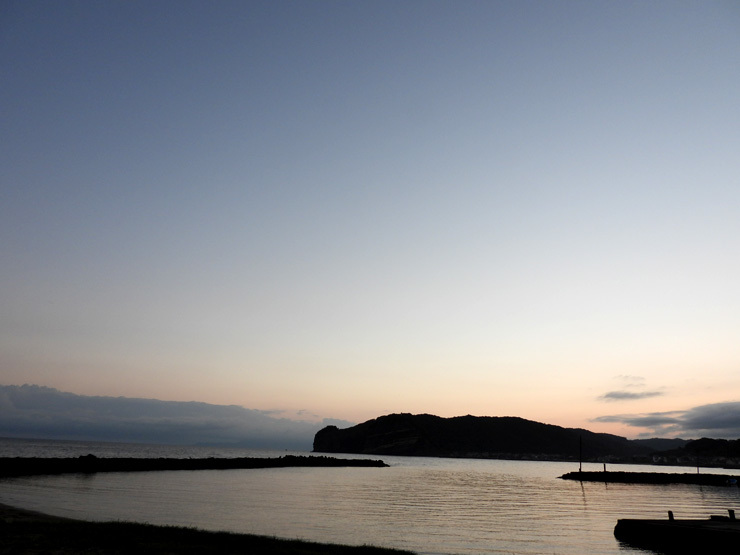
560, 470, 739, 486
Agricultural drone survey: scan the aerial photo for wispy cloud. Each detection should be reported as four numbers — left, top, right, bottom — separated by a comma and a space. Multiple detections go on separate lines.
593, 411, 683, 428
615, 375, 646, 387
599, 390, 663, 401
593, 402, 740, 438
598, 376, 664, 402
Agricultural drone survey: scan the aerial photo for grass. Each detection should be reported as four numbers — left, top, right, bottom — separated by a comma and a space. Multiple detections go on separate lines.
0, 503, 414, 554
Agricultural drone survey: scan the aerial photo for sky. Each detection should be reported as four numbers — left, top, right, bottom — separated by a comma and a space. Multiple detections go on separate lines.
2, 1, 740, 442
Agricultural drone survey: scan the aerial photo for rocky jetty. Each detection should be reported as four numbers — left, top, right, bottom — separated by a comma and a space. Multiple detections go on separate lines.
560, 470, 740, 486
0, 455, 388, 478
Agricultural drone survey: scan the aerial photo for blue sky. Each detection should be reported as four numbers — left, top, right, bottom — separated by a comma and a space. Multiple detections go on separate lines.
2, 1, 740, 439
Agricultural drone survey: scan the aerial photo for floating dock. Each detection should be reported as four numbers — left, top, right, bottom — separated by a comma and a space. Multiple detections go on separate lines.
614, 510, 740, 553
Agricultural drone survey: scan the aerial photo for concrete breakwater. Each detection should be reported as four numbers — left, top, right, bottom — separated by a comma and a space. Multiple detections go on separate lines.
0, 455, 388, 477
560, 470, 739, 486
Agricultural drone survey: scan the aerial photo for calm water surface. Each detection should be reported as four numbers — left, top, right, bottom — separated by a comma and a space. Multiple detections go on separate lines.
2, 438, 739, 554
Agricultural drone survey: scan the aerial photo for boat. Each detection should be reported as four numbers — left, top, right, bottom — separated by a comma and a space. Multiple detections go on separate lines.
614, 510, 740, 553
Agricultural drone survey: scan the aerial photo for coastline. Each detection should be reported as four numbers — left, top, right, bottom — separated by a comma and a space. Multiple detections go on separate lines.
0, 502, 412, 554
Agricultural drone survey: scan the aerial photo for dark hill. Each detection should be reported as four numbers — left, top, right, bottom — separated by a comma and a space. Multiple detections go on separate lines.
313, 413, 651, 461
631, 437, 688, 452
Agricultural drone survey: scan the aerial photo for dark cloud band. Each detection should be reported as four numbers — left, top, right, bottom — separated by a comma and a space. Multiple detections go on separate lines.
0, 384, 351, 449
593, 402, 740, 438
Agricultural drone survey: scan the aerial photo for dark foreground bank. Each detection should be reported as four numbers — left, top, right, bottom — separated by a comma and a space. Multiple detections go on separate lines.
560, 470, 739, 486
0, 503, 413, 555
0, 455, 388, 478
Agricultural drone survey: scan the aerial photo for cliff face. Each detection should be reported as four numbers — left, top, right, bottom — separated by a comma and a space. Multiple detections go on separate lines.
313, 413, 651, 461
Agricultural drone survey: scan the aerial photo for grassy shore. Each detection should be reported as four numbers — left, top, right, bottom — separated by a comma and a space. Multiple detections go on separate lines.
0, 503, 414, 554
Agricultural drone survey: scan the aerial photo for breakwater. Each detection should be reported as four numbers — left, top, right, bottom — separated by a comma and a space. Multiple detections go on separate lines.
0, 455, 388, 477
560, 470, 739, 486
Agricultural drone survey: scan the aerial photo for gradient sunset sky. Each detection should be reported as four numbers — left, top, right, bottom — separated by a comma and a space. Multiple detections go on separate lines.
2, 1, 739, 439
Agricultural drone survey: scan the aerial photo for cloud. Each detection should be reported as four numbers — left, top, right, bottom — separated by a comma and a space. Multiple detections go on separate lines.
592, 402, 740, 439
0, 384, 349, 450
615, 375, 646, 386
593, 411, 683, 428
598, 376, 664, 402
681, 402, 740, 434
599, 390, 664, 401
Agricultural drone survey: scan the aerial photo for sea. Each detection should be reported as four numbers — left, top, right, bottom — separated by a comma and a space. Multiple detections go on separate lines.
2, 437, 739, 555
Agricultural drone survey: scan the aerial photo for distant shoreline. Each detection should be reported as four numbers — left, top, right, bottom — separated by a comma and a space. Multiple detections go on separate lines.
0, 502, 412, 554
0, 454, 388, 478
